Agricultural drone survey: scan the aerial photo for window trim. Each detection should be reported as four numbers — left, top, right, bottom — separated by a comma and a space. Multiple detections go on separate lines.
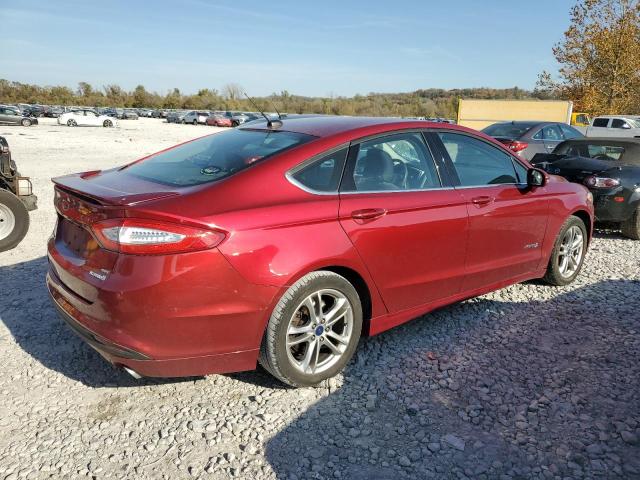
285, 143, 349, 195
431, 129, 530, 188
340, 129, 445, 194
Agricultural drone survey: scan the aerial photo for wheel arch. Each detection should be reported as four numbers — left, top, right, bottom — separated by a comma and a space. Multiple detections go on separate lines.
317, 265, 373, 336
571, 209, 592, 243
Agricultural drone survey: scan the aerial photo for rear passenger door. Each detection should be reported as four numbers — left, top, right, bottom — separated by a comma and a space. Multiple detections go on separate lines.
338, 131, 468, 313
434, 131, 548, 291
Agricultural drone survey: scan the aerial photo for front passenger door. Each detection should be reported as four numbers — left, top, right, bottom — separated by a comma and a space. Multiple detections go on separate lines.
435, 132, 548, 291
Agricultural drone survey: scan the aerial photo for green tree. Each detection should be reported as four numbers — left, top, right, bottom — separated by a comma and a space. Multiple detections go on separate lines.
538, 0, 640, 114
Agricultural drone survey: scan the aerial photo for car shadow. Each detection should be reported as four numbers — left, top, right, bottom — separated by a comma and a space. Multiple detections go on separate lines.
0, 256, 197, 388
264, 279, 640, 479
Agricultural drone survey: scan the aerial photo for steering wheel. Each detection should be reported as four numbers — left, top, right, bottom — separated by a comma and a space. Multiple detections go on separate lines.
593, 154, 612, 160
392, 160, 408, 189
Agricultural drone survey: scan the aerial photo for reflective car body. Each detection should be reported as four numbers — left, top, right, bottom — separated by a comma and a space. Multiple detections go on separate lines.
47, 116, 593, 378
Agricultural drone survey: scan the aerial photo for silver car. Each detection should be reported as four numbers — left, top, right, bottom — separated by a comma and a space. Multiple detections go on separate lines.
482, 121, 584, 161
182, 111, 210, 125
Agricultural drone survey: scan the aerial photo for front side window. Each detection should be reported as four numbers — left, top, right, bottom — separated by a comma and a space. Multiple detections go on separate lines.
438, 132, 518, 186
291, 148, 348, 192
592, 118, 610, 128
125, 129, 315, 186
343, 132, 440, 192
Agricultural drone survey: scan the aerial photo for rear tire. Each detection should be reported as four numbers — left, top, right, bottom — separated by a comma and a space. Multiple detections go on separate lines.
259, 271, 363, 387
0, 190, 29, 253
621, 206, 640, 240
543, 216, 588, 286
103, 119, 113, 127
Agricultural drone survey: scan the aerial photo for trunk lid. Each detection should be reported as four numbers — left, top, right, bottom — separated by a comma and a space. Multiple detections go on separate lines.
50, 169, 181, 303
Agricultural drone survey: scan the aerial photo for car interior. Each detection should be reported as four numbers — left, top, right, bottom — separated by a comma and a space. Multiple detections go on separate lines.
353, 134, 440, 191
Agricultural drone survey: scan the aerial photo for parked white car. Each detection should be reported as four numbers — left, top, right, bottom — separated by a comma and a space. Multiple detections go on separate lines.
585, 115, 640, 138
58, 110, 118, 128
182, 111, 210, 125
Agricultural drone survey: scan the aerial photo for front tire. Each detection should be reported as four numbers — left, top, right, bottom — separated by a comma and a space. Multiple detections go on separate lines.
103, 119, 113, 127
621, 206, 640, 240
543, 216, 588, 286
259, 271, 363, 387
67, 119, 77, 127
21, 118, 32, 127
0, 190, 29, 253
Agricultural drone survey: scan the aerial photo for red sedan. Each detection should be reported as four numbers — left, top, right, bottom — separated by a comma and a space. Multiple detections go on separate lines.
205, 114, 232, 127
47, 116, 594, 386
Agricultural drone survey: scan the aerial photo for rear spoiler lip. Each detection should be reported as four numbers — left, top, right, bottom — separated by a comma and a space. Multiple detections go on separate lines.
52, 173, 180, 206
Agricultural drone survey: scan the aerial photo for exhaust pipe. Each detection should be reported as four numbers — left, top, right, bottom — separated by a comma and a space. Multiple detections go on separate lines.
122, 366, 143, 379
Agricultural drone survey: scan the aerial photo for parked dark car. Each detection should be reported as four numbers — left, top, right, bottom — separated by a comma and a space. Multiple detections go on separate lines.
21, 104, 46, 117
47, 116, 593, 386
166, 111, 187, 123
531, 138, 640, 239
45, 106, 65, 118
0, 136, 37, 252
482, 121, 584, 161
118, 109, 139, 120
0, 105, 38, 126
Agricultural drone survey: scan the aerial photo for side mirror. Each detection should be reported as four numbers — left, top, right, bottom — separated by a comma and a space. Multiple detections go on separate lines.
621, 123, 631, 129
527, 168, 546, 187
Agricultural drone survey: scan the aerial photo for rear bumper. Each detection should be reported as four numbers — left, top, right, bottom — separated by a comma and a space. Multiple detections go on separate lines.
593, 191, 639, 223
46, 243, 280, 378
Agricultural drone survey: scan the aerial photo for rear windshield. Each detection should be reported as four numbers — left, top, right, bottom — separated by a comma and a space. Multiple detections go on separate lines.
482, 123, 534, 139
124, 129, 315, 186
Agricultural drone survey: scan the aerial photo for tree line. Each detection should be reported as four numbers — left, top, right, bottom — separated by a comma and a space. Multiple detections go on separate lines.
0, 79, 543, 119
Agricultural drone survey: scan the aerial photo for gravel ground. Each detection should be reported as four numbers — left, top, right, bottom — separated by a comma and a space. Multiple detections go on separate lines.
0, 118, 639, 480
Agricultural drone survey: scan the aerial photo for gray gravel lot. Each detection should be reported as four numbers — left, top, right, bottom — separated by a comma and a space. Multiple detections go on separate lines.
0, 118, 639, 480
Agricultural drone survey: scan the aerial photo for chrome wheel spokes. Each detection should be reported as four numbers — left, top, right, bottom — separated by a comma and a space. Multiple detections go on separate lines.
558, 225, 584, 278
286, 289, 353, 375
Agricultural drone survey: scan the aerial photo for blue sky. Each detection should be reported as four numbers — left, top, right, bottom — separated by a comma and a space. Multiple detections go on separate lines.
1, 0, 574, 97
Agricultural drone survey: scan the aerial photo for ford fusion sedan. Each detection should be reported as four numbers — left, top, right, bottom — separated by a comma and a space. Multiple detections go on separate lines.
47, 116, 593, 386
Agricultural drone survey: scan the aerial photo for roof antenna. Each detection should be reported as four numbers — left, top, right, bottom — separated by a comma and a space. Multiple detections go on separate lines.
244, 93, 282, 129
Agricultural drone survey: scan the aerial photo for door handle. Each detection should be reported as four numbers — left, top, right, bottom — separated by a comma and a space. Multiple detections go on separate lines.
471, 195, 493, 206
351, 208, 387, 220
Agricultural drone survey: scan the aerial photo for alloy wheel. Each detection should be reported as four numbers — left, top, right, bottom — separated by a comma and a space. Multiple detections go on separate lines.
286, 289, 354, 375
558, 225, 584, 278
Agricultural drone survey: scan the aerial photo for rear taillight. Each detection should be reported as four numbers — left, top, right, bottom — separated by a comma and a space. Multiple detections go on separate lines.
584, 176, 620, 188
504, 141, 528, 153
91, 219, 225, 255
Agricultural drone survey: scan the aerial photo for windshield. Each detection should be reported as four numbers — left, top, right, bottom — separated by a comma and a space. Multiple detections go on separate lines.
626, 118, 640, 128
125, 128, 315, 186
482, 123, 534, 139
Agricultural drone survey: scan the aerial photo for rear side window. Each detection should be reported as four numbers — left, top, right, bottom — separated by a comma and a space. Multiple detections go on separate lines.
559, 124, 583, 139
592, 118, 609, 127
438, 132, 517, 186
125, 129, 315, 186
290, 148, 348, 192
342, 132, 440, 192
